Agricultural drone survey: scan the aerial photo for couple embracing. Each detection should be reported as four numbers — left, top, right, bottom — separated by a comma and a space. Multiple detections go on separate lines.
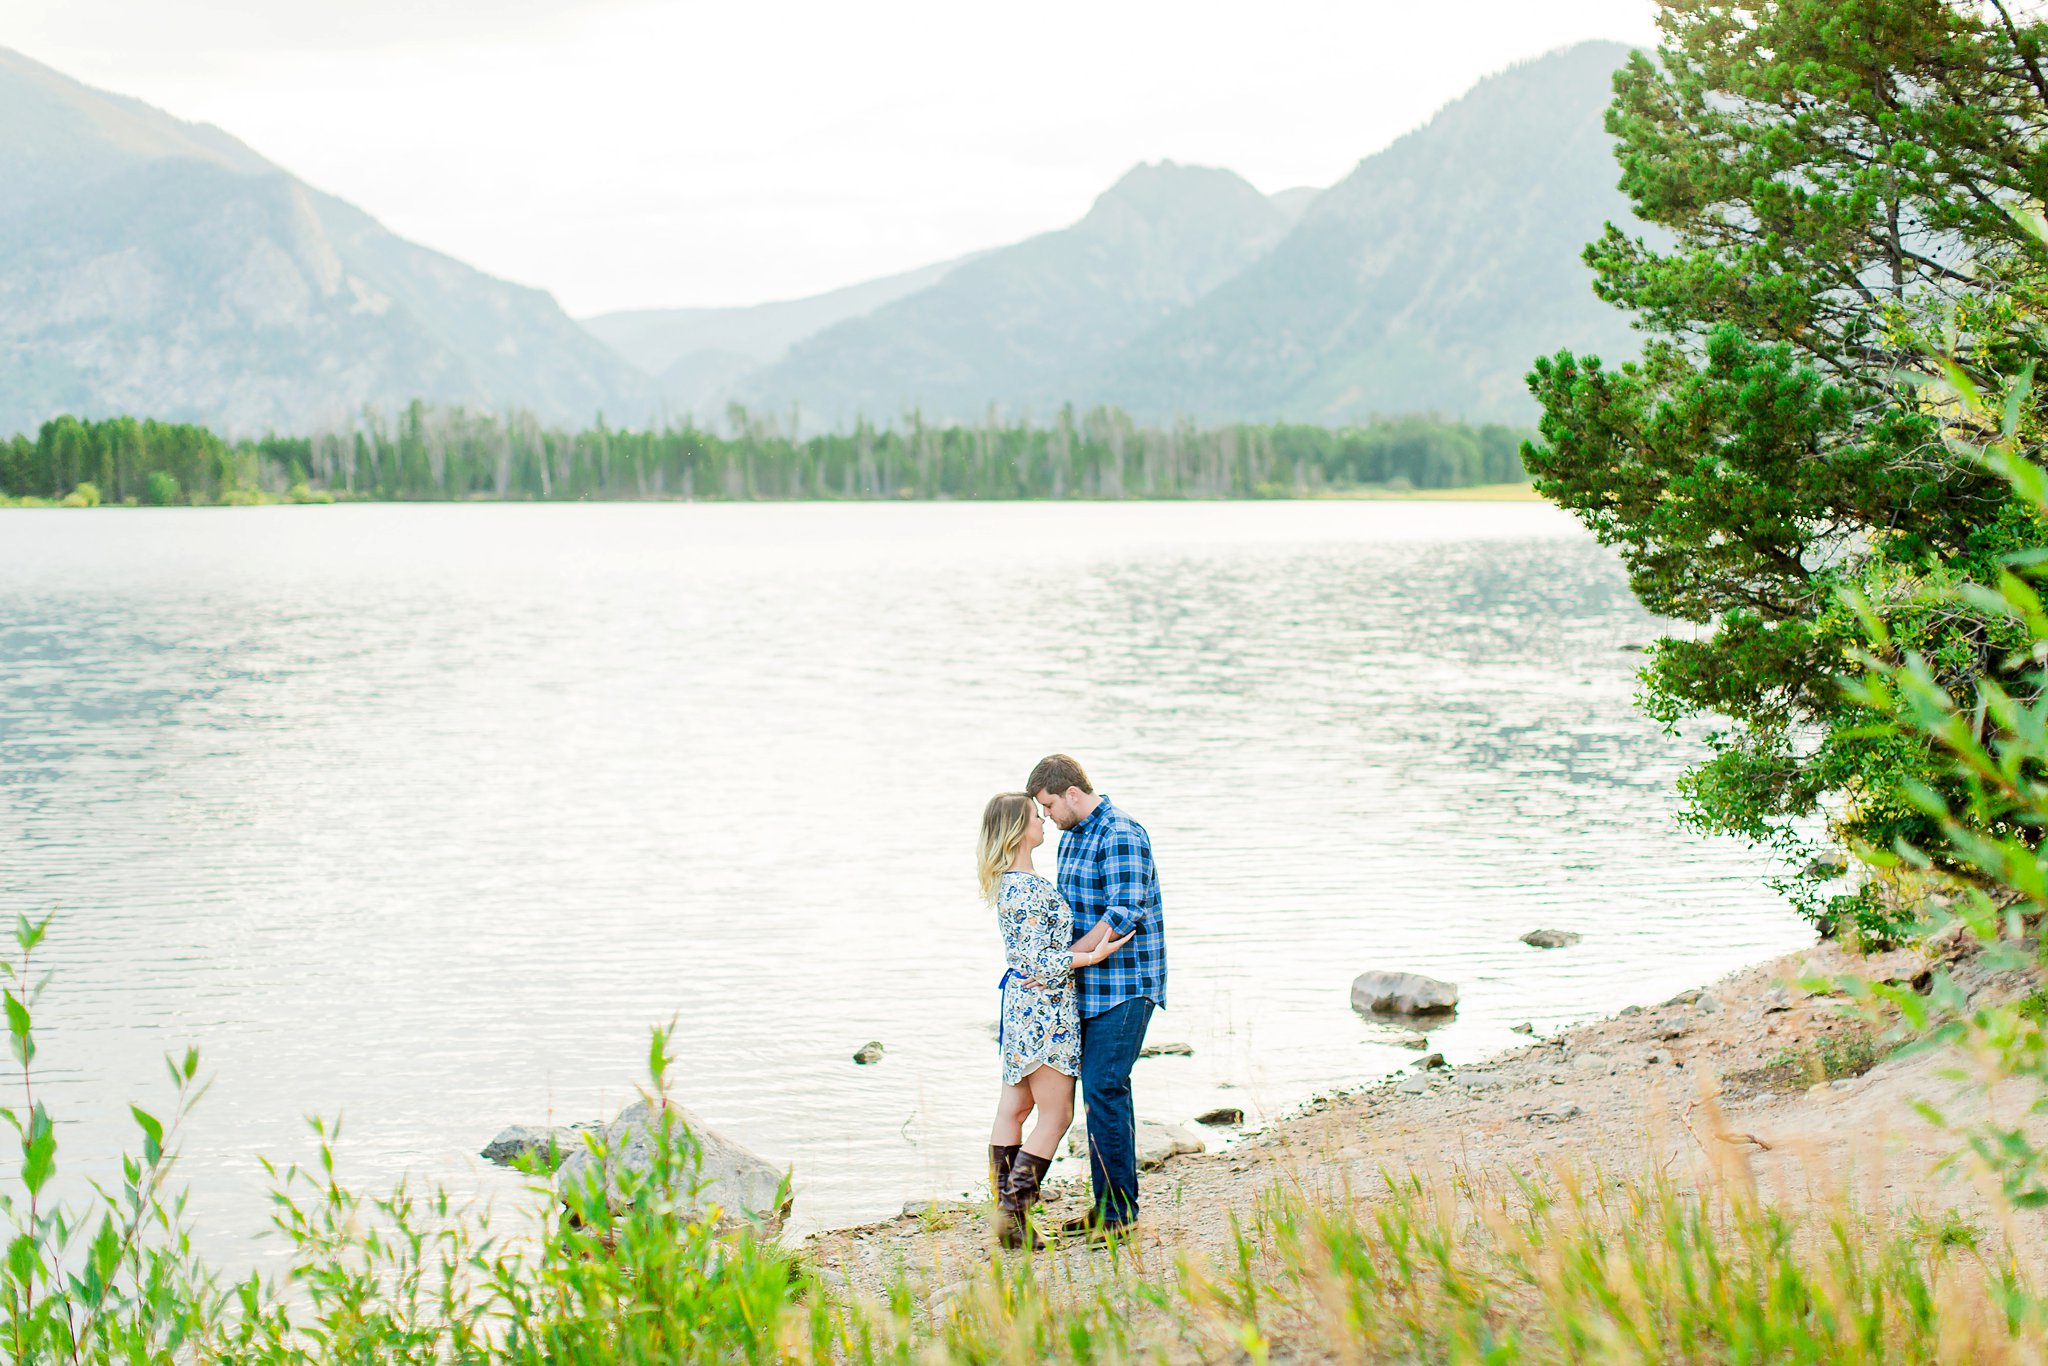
976, 753, 1165, 1250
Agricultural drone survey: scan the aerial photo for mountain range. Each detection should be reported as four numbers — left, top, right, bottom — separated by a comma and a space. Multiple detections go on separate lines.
1086, 40, 1648, 423
583, 252, 977, 419
0, 46, 655, 436
0, 40, 1647, 436
727, 161, 1300, 425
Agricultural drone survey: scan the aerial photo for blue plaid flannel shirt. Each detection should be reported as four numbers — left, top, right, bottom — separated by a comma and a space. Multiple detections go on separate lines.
1055, 796, 1166, 1018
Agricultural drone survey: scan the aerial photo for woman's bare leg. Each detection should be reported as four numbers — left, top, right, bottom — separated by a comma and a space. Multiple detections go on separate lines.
991, 1079, 1033, 1146
1019, 1066, 1076, 1160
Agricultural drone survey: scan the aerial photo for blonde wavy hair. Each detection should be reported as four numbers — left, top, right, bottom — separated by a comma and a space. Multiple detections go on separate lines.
977, 792, 1037, 904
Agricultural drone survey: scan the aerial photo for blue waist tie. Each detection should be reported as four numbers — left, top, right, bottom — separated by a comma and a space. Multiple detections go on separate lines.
996, 968, 1019, 1054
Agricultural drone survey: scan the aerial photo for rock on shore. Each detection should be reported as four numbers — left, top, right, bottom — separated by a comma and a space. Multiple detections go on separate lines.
1067, 1120, 1208, 1170
556, 1099, 793, 1233
1138, 1122, 1206, 1169
1350, 970, 1460, 1015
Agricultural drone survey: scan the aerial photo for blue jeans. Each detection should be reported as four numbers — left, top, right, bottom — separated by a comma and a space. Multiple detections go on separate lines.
1079, 997, 1155, 1225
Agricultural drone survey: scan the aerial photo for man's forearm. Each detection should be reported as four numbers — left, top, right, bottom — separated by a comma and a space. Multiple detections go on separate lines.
1099, 899, 1142, 936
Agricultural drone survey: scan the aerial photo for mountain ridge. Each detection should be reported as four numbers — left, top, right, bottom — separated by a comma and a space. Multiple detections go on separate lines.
734, 160, 1292, 425
583, 253, 978, 376
581, 252, 986, 419
718, 41, 1647, 428
0, 46, 656, 436
0, 46, 270, 214
0, 41, 1646, 436
1090, 41, 1647, 424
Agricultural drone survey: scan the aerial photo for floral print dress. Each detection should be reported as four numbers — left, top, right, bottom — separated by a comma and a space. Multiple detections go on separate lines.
996, 871, 1081, 1084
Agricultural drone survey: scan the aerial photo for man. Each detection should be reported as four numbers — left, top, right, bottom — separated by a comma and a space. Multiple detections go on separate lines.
1026, 752, 1165, 1240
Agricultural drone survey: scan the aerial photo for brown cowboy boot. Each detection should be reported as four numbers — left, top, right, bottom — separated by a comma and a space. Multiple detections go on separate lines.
988, 1143, 1020, 1201
996, 1151, 1052, 1250
989, 1143, 1026, 1247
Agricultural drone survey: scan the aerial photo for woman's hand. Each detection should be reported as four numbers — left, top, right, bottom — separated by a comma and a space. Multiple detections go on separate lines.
1075, 932, 1134, 967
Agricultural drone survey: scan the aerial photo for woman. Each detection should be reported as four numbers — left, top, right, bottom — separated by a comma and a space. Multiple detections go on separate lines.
978, 792, 1131, 1250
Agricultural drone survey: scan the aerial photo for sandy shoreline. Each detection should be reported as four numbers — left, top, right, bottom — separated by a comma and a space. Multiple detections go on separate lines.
1313, 481, 1543, 501
803, 928, 2040, 1296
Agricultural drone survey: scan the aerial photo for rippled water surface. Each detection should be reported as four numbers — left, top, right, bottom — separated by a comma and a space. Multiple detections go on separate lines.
0, 501, 1806, 1258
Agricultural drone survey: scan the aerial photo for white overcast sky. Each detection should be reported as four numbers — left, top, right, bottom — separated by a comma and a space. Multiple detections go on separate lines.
13, 1, 1660, 316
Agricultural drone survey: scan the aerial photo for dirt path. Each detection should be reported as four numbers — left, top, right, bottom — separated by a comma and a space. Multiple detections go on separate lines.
803, 932, 2041, 1298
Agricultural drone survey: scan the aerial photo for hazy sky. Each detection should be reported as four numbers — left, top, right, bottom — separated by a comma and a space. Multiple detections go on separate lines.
14, 1, 1659, 316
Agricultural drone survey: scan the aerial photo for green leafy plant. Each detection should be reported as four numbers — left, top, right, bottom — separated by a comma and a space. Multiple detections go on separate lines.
1820, 354, 2048, 1226
0, 913, 223, 1364
0, 912, 823, 1366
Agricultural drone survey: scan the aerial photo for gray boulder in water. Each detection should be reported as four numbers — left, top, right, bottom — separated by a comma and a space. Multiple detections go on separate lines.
1350, 970, 1460, 1015
1521, 928, 1583, 949
555, 1099, 792, 1233
481, 1124, 591, 1170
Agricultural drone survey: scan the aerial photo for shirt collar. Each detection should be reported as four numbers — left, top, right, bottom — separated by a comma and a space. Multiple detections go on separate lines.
1074, 795, 1112, 833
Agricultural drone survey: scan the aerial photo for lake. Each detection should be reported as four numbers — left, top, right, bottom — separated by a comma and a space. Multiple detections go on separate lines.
0, 500, 1806, 1260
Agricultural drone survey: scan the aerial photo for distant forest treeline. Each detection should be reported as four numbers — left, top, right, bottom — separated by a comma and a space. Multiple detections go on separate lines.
1, 405, 1528, 505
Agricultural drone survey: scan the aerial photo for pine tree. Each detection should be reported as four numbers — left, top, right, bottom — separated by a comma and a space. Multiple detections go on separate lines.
1525, 0, 2048, 924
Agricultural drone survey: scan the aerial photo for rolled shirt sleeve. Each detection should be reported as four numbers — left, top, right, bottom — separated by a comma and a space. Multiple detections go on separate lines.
1098, 830, 1151, 937
1055, 797, 1166, 1017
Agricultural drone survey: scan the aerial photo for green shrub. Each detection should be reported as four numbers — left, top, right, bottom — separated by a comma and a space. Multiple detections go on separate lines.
1824, 367, 2048, 1223
1, 913, 819, 1366
1816, 1026, 1881, 1080
143, 471, 180, 506
59, 481, 100, 507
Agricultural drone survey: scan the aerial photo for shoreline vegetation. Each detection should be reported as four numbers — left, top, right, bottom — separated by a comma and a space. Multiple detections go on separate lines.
8, 896, 2047, 1363
0, 407, 1529, 507
804, 927, 2047, 1307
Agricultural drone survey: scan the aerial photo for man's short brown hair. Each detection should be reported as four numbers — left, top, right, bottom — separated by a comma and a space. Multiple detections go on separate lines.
1026, 753, 1093, 798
